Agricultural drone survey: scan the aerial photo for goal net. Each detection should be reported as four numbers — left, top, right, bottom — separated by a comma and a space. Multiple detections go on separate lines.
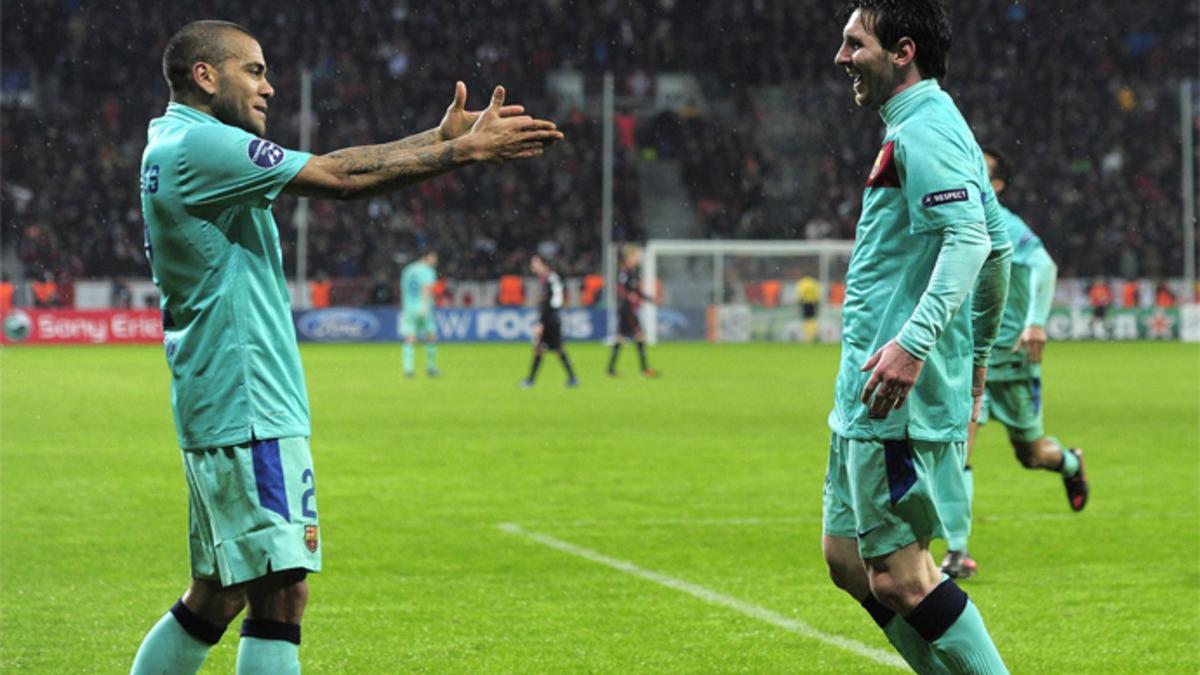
640, 239, 854, 343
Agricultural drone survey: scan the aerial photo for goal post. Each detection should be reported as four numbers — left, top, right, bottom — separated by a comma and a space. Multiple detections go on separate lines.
641, 239, 855, 343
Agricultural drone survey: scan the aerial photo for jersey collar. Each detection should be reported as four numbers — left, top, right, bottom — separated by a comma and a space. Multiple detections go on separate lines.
879, 78, 940, 127
165, 101, 221, 125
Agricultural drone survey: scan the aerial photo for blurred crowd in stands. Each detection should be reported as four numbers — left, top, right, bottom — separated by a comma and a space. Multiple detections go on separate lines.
2, 0, 1196, 305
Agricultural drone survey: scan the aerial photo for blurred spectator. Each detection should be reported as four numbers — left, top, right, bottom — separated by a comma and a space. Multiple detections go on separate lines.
111, 280, 133, 308
581, 273, 605, 306
1121, 280, 1139, 308
498, 274, 525, 306
1155, 280, 1177, 307
368, 273, 396, 306
0, 274, 13, 312
1088, 277, 1114, 332
32, 271, 59, 308
309, 271, 332, 309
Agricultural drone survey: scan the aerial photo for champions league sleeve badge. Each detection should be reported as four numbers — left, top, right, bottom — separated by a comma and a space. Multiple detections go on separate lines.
247, 139, 286, 168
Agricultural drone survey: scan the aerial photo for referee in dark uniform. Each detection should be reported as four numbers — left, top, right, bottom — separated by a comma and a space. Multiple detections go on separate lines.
521, 255, 579, 387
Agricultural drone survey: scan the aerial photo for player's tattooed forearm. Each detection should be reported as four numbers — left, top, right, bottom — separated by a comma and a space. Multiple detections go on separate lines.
391, 128, 441, 150
329, 146, 388, 174
416, 142, 455, 169
330, 139, 457, 177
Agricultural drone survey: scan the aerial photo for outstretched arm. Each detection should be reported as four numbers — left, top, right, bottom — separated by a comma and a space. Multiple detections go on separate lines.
285, 85, 562, 201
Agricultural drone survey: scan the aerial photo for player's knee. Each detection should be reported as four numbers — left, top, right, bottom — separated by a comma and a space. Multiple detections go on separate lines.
245, 570, 309, 623
1012, 441, 1038, 468
825, 559, 860, 594
867, 571, 927, 615
822, 544, 867, 598
183, 579, 247, 626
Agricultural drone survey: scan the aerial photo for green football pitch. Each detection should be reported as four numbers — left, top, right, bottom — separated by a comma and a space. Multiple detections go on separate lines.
1, 341, 1197, 673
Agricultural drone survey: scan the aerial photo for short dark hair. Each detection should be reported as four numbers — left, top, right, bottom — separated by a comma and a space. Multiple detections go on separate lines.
840, 0, 951, 80
162, 20, 255, 97
981, 146, 1014, 184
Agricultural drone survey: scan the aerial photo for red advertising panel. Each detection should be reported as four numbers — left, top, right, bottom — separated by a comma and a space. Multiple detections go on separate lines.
0, 309, 163, 345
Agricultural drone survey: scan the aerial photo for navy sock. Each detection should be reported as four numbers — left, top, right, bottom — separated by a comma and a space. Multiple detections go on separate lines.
237, 620, 301, 675
861, 594, 895, 628
904, 579, 969, 642
171, 599, 227, 645
863, 595, 950, 673
905, 580, 1007, 673
241, 619, 301, 645
131, 599, 226, 674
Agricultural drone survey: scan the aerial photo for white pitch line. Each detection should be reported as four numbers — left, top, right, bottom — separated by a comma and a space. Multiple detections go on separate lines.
497, 522, 906, 670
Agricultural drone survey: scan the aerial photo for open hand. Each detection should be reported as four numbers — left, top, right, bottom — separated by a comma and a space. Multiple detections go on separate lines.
1012, 325, 1047, 364
463, 86, 564, 163
860, 339, 924, 419
438, 81, 528, 141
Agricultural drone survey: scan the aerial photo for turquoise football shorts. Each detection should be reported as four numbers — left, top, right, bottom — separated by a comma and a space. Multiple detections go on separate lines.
401, 310, 436, 338
182, 437, 321, 586
976, 378, 1044, 443
822, 431, 967, 559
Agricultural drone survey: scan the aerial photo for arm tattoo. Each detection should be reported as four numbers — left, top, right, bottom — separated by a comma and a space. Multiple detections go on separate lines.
416, 143, 455, 168
329, 139, 458, 176
391, 127, 442, 150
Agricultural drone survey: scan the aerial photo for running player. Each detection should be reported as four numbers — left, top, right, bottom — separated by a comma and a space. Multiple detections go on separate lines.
520, 254, 579, 388
606, 245, 656, 377
822, 2, 1012, 672
940, 147, 1089, 580
132, 20, 561, 674
401, 250, 440, 378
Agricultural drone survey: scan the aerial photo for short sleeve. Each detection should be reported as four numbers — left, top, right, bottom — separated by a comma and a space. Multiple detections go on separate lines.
177, 124, 311, 209
896, 122, 986, 235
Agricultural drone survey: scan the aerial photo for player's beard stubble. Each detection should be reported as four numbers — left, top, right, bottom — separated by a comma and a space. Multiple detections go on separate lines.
211, 85, 266, 137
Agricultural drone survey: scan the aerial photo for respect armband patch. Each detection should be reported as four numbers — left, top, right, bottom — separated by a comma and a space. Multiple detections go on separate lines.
921, 188, 969, 207
247, 139, 286, 168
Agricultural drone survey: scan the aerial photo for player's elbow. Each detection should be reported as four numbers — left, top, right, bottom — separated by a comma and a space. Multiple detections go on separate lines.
323, 171, 363, 201
289, 156, 364, 201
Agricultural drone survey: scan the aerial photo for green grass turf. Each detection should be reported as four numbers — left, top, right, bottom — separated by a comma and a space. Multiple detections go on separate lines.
1, 341, 1197, 673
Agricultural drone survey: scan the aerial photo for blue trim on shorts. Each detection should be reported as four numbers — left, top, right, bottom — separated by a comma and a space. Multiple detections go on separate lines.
883, 439, 917, 504
252, 439, 290, 522
1030, 377, 1042, 413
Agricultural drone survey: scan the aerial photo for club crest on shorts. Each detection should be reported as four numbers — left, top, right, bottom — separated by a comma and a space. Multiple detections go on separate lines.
304, 524, 319, 552
247, 139, 285, 168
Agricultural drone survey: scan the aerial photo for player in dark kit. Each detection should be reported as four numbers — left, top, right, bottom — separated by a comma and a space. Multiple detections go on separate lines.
521, 255, 579, 387
607, 246, 657, 377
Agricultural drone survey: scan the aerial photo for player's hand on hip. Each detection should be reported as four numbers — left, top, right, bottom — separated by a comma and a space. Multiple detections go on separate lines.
860, 339, 924, 419
970, 365, 987, 423
438, 81, 527, 142
461, 86, 564, 163
1013, 325, 1047, 364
